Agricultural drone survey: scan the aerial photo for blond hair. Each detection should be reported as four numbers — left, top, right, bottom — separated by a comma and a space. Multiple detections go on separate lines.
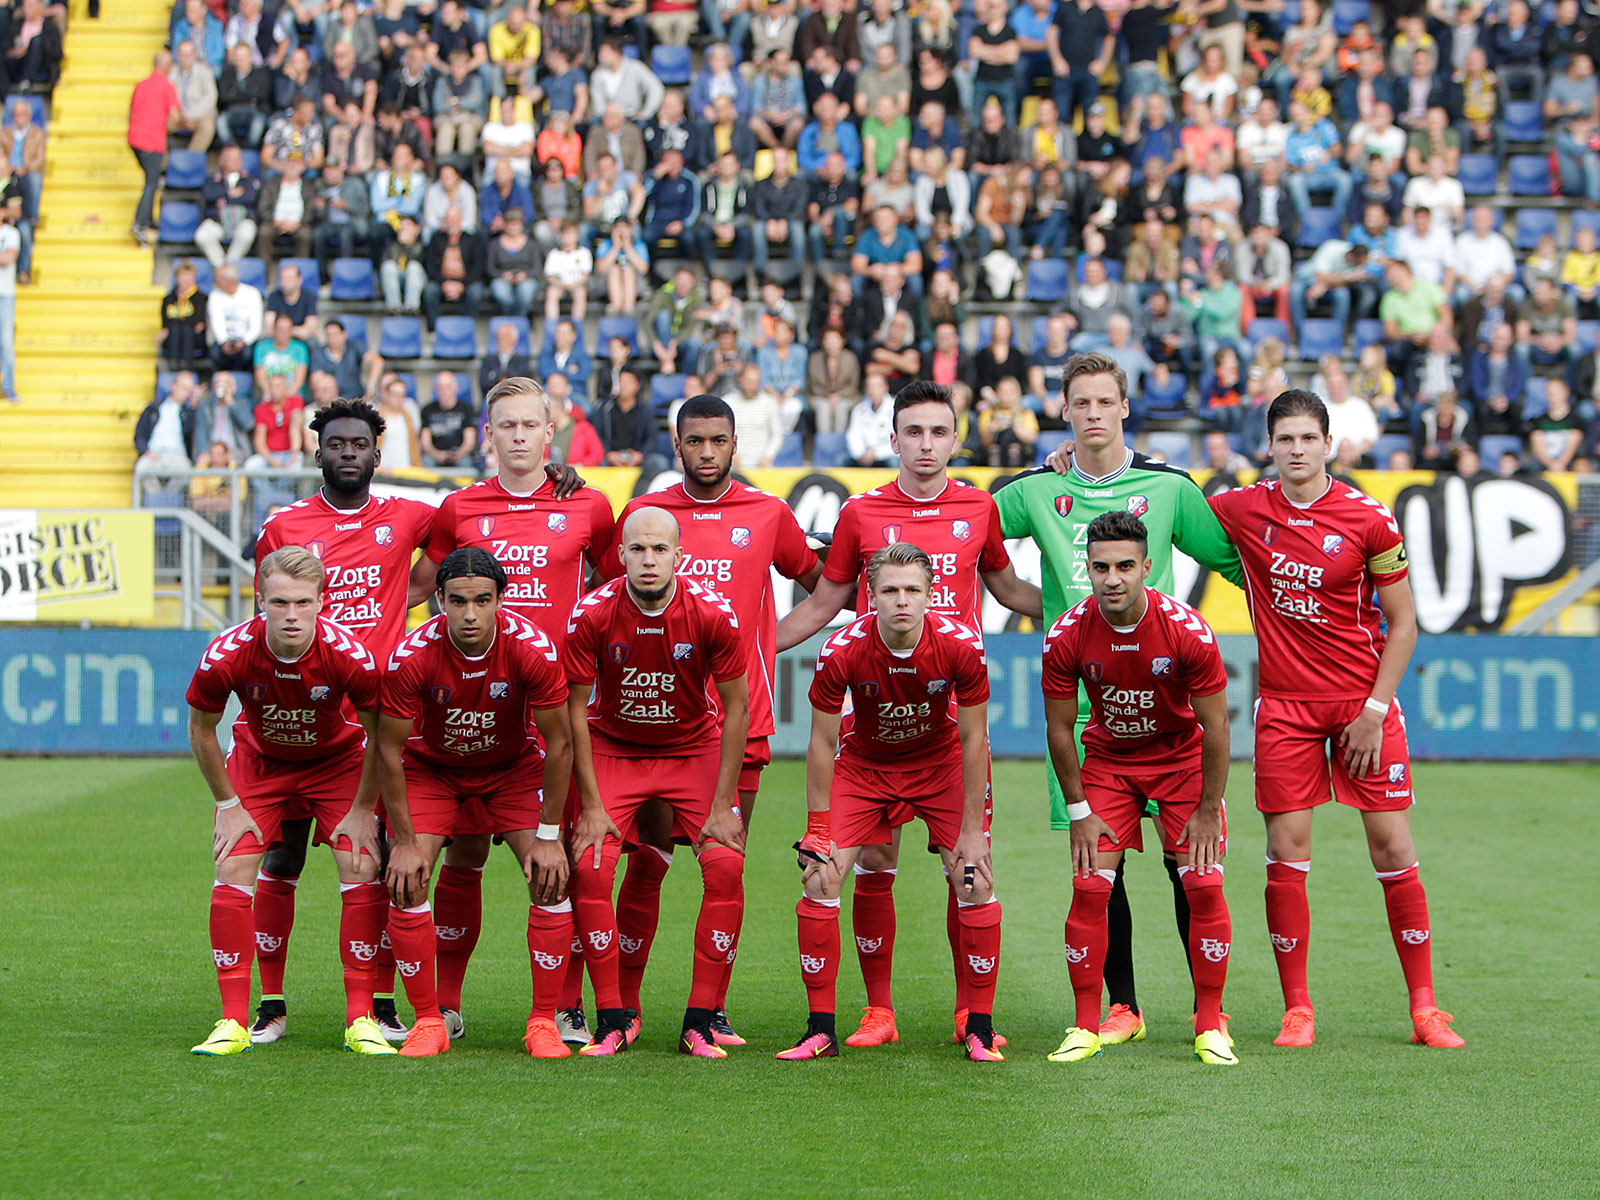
257, 545, 326, 590
484, 375, 551, 422
1062, 351, 1129, 403
866, 541, 935, 591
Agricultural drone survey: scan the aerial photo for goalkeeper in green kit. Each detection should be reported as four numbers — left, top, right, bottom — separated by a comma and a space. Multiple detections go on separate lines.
995, 351, 1244, 1045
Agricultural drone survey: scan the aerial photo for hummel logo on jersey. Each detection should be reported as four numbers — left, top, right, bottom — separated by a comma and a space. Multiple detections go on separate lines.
1055, 495, 1073, 517
246, 683, 266, 701
967, 954, 997, 974
547, 512, 568, 533
477, 515, 496, 538
951, 519, 971, 542
1201, 938, 1231, 963
334, 521, 362, 532
1083, 662, 1103, 682
489, 681, 510, 699
435, 925, 469, 942
531, 950, 565, 970
1401, 929, 1430, 945
881, 524, 902, 543
1064, 944, 1089, 965
856, 936, 883, 954
730, 526, 751, 548
374, 524, 394, 546
348, 940, 378, 962
1151, 656, 1173, 677
1271, 934, 1299, 953
588, 930, 614, 951
673, 642, 695, 660
255, 933, 284, 953
1388, 763, 1407, 784
619, 935, 643, 954
1127, 495, 1149, 517
213, 950, 242, 968
911, 508, 940, 517
800, 955, 828, 974
309, 685, 330, 701
396, 959, 422, 978
712, 929, 734, 953
1259, 523, 1277, 545
1322, 534, 1346, 557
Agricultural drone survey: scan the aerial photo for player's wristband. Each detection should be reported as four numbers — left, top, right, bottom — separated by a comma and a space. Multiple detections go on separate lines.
535, 822, 562, 842
1066, 801, 1092, 823
215, 796, 241, 811
806, 810, 831, 840
1364, 697, 1391, 717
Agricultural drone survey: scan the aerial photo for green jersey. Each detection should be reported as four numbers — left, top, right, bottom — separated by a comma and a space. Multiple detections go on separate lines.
994, 450, 1244, 829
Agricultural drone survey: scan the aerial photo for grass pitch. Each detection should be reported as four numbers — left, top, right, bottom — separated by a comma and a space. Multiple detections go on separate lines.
4, 758, 1598, 1200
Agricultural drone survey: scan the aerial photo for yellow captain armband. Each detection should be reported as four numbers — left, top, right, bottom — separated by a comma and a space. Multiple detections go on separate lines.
1368, 543, 1409, 576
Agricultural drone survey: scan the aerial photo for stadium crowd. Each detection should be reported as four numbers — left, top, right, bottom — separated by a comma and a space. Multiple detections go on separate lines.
133, 0, 1600, 480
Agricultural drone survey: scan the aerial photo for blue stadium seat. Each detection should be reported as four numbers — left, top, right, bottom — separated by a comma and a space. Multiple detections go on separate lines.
488, 315, 532, 356
1296, 318, 1344, 361
236, 257, 268, 292
1034, 430, 1071, 466
1524, 376, 1549, 417
1353, 318, 1386, 355
1508, 155, 1552, 196
1026, 258, 1070, 303
165, 150, 207, 190
1143, 372, 1189, 417
1479, 434, 1526, 465
156, 201, 200, 243
1331, 0, 1369, 34
1458, 154, 1497, 196
227, 370, 253, 400
650, 372, 687, 409
379, 315, 424, 359
1074, 257, 1123, 282
651, 45, 692, 86
280, 257, 319, 291
240, 149, 261, 177
813, 431, 851, 467
329, 256, 374, 300
772, 431, 805, 467
432, 315, 478, 359
1248, 318, 1289, 355
1029, 315, 1051, 350
1145, 431, 1192, 468
1502, 101, 1544, 143
1373, 433, 1411, 466
1573, 210, 1600, 245
156, 370, 176, 401
1578, 321, 1600, 355
1297, 206, 1342, 249
188, 258, 213, 293
596, 315, 639, 354
340, 316, 369, 350
1514, 208, 1558, 250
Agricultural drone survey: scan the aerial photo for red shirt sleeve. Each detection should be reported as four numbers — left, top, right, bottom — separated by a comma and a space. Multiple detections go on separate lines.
344, 652, 382, 713
561, 601, 601, 687
517, 628, 571, 710
1363, 501, 1409, 587
185, 648, 233, 714
976, 492, 1011, 573
771, 503, 820, 581
808, 640, 849, 714
822, 500, 863, 586
1183, 623, 1229, 698
593, 497, 630, 582
953, 638, 991, 706
382, 652, 425, 722
424, 490, 458, 563
407, 499, 437, 552
1039, 616, 1080, 699
706, 605, 746, 683
585, 490, 619, 575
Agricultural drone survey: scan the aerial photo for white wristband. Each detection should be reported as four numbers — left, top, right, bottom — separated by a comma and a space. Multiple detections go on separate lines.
1066, 801, 1092, 823
215, 796, 241, 811
1364, 697, 1390, 717
535, 822, 562, 842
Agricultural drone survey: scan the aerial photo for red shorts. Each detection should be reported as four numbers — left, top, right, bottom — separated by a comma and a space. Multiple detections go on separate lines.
594, 748, 721, 845
737, 736, 771, 794
882, 757, 992, 841
224, 741, 363, 857
832, 758, 979, 853
1254, 695, 1415, 814
1080, 758, 1225, 856
403, 749, 545, 838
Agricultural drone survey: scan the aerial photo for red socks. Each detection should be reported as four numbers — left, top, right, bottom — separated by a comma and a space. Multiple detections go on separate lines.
559, 935, 586, 1010
946, 884, 967, 1013
1065, 870, 1115, 1030
570, 840, 623, 1010
338, 881, 387, 1025
387, 903, 441, 1023
252, 872, 297, 999
431, 864, 483, 1014
527, 901, 576, 1021
690, 844, 744, 1010
1180, 868, 1231, 1034
956, 897, 1002, 1018
851, 867, 896, 1010
616, 846, 672, 1013
1378, 863, 1436, 1010
210, 883, 256, 1025
796, 896, 841, 1015
1265, 858, 1312, 1010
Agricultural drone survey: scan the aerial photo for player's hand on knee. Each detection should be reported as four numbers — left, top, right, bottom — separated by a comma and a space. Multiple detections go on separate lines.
330, 810, 380, 865
953, 831, 993, 895
570, 811, 620, 870
527, 838, 569, 904
385, 839, 431, 908
1070, 814, 1115, 878
212, 802, 263, 864
1179, 810, 1224, 875
700, 805, 746, 854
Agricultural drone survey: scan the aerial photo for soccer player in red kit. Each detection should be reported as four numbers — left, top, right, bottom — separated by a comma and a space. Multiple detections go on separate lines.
249, 399, 437, 1045
185, 547, 392, 1057
599, 395, 823, 1047
1208, 390, 1464, 1049
1041, 512, 1237, 1066
409, 377, 616, 1044
776, 380, 1041, 1050
779, 542, 1002, 1063
375, 546, 590, 1058
563, 506, 750, 1058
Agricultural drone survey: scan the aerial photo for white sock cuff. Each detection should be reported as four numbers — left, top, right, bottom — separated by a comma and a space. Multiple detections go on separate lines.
536, 899, 574, 914
956, 894, 999, 908
1096, 868, 1117, 885
852, 864, 897, 877
1266, 857, 1311, 872
214, 880, 255, 897
257, 871, 299, 887
804, 894, 842, 908
1177, 864, 1225, 879
399, 902, 431, 915
1375, 862, 1420, 881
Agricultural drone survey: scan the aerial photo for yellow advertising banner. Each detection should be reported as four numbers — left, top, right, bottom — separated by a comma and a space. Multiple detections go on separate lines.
0, 510, 156, 623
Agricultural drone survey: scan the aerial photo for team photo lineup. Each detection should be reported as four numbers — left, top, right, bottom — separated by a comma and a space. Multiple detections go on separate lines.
185, 356, 1465, 1065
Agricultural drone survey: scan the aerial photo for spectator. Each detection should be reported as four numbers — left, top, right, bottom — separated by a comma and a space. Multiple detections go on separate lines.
748, 152, 806, 272
378, 47, 432, 137
250, 374, 306, 469
208, 263, 264, 371
1556, 114, 1600, 205
1350, 341, 1402, 425
694, 150, 751, 266
538, 219, 590, 322
1067, 256, 1140, 351
721, 363, 788, 468
135, 371, 200, 473
1564, 225, 1600, 319
1283, 97, 1350, 217
1143, 287, 1195, 376
798, 0, 861, 69
1414, 388, 1474, 471
537, 109, 584, 181
217, 41, 271, 149
1237, 223, 1292, 323
808, 269, 877, 359
798, 92, 863, 176
193, 371, 255, 461
488, 3, 540, 95
1529, 379, 1585, 471
158, 258, 210, 367
1323, 366, 1381, 464
7, 0, 60, 89
977, 376, 1039, 467
645, 264, 704, 371
419, 371, 478, 469
425, 0, 486, 71
583, 105, 646, 181
172, 0, 225, 73
1021, 95, 1075, 177
538, 316, 594, 390
372, 101, 426, 171
256, 158, 315, 273
592, 215, 647, 314
757, 318, 807, 426
224, 0, 291, 70
852, 203, 925, 300
1345, 100, 1405, 181
1410, 323, 1466, 408
128, 51, 180, 248
642, 87, 692, 167
1200, 346, 1245, 432
166, 39, 217, 152
488, 206, 539, 316
806, 325, 862, 433
1348, 150, 1405, 226
1028, 312, 1075, 404
253, 312, 309, 396
380, 214, 427, 314
321, 40, 378, 127
1381, 257, 1453, 382
805, 44, 861, 121
482, 158, 536, 237
275, 46, 319, 113
266, 262, 317, 342
858, 0, 911, 66
1402, 153, 1465, 231
1469, 324, 1528, 437
591, 40, 665, 122
427, 50, 487, 161
752, 0, 801, 65
1517, 275, 1578, 372
1075, 101, 1131, 211
647, 0, 700, 47
1182, 42, 1240, 119
194, 146, 261, 271
1046, 0, 1112, 128
422, 206, 485, 329
1395, 205, 1457, 291
845, 371, 896, 466
640, 147, 700, 256
326, 0, 380, 68
805, 150, 859, 262
262, 96, 325, 176
540, 374, 604, 467
375, 374, 422, 468
1489, 0, 1544, 101
864, 309, 921, 389
311, 161, 371, 272
1453, 205, 1517, 306
309, 317, 379, 400
1403, 104, 1459, 174
423, 162, 478, 239
592, 367, 655, 466
481, 98, 536, 182
752, 46, 808, 151
967, 0, 1021, 122
923, 319, 976, 392
479, 320, 533, 400
1184, 262, 1246, 366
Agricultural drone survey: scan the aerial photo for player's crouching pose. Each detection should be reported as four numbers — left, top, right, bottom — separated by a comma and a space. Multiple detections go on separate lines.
562, 507, 751, 1058
375, 547, 594, 1059
186, 547, 392, 1057
780, 543, 1004, 1063
1042, 514, 1236, 1066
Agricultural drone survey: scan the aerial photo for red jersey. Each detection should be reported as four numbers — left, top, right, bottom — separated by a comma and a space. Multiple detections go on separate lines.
1209, 478, 1409, 700
809, 613, 990, 770
383, 609, 568, 768
824, 478, 1010, 630
427, 476, 615, 648
1041, 588, 1228, 771
186, 615, 380, 762
563, 577, 745, 757
256, 490, 436, 663
605, 480, 819, 738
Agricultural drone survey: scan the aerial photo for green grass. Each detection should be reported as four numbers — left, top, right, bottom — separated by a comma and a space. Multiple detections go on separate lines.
4, 759, 1599, 1199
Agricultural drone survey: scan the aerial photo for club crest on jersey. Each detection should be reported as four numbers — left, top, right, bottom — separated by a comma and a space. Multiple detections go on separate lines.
881, 524, 902, 543
304, 540, 326, 559
373, 524, 394, 546
477, 515, 497, 538
1055, 495, 1073, 517
1083, 662, 1104, 682
1151, 657, 1173, 677
1126, 495, 1149, 518
1388, 763, 1407, 784
431, 685, 453, 705
309, 685, 330, 701
489, 681, 510, 699
673, 642, 695, 660
730, 526, 751, 548
1322, 534, 1346, 557
1259, 523, 1278, 545
245, 683, 266, 701
547, 512, 568, 534
927, 678, 949, 694
951, 519, 972, 542
859, 680, 880, 699
608, 642, 630, 665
